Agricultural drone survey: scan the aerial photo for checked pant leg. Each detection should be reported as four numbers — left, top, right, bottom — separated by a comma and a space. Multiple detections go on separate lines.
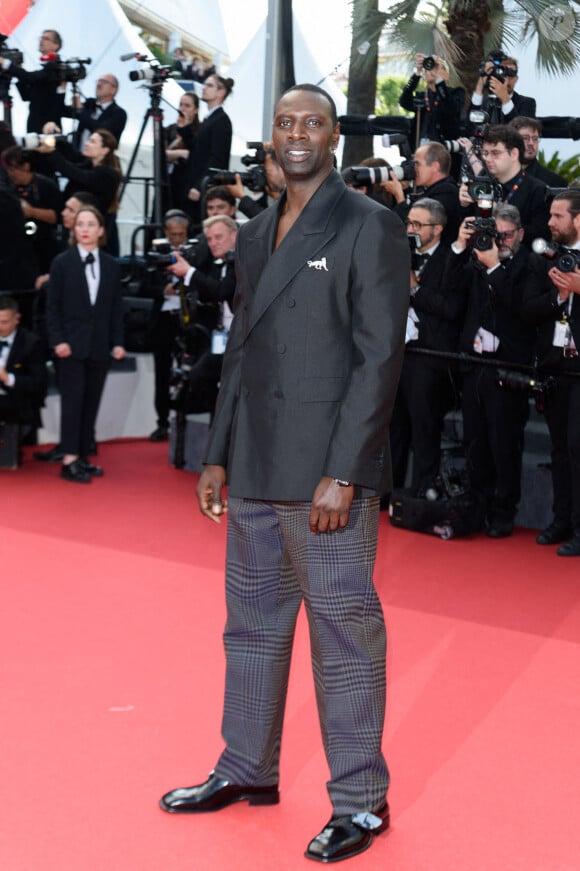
279, 497, 389, 816
215, 498, 303, 787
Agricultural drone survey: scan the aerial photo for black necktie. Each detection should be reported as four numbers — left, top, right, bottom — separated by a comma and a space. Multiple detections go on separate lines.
84, 252, 96, 278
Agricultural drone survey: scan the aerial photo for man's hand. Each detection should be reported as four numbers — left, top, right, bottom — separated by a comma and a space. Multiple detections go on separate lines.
309, 476, 354, 534
455, 219, 475, 250
112, 346, 126, 360
0, 365, 9, 385
55, 342, 72, 358
167, 251, 190, 278
473, 240, 500, 271
549, 265, 580, 300
459, 183, 475, 208
487, 73, 510, 105
225, 173, 246, 200
197, 464, 228, 523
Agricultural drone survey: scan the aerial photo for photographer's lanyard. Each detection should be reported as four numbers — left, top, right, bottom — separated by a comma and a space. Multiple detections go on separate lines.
502, 169, 526, 204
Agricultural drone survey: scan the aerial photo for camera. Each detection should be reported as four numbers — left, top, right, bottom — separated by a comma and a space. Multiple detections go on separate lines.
422, 55, 436, 71
496, 368, 556, 413
350, 161, 415, 185
207, 165, 267, 193
465, 216, 498, 251
478, 50, 515, 86
146, 237, 199, 269
532, 238, 580, 273
15, 132, 68, 149
0, 33, 23, 68
58, 57, 90, 83
241, 141, 272, 167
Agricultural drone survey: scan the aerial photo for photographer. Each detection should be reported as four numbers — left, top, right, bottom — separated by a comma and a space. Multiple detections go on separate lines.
222, 144, 285, 218
469, 52, 535, 127
387, 142, 461, 244
165, 214, 237, 416
0, 30, 65, 132
399, 53, 464, 151
522, 191, 580, 555
509, 117, 567, 188
389, 197, 462, 498
164, 92, 199, 221
62, 73, 127, 148
445, 204, 542, 537
459, 125, 550, 247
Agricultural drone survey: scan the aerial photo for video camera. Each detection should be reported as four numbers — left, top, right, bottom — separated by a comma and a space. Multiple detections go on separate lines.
58, 57, 91, 83
0, 32, 23, 68
496, 369, 556, 414
146, 237, 199, 270
532, 238, 580, 273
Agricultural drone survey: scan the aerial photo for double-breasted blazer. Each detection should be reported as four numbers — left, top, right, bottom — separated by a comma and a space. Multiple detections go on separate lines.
46, 246, 124, 361
204, 170, 410, 501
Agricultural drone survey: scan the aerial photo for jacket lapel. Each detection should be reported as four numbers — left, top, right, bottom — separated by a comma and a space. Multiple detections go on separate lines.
245, 171, 345, 336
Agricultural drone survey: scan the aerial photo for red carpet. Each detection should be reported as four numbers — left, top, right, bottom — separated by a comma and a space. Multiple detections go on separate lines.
2, 439, 580, 870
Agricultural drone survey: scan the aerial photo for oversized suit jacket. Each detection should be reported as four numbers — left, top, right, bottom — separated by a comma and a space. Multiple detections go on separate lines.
204, 171, 410, 500
1, 326, 47, 425
46, 247, 124, 361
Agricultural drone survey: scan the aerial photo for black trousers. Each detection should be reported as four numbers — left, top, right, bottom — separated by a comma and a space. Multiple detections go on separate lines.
59, 357, 109, 458
544, 376, 580, 531
390, 355, 454, 491
151, 311, 181, 429
462, 365, 529, 523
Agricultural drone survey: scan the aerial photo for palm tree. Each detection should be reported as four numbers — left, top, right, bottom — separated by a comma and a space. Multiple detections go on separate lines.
341, 0, 580, 165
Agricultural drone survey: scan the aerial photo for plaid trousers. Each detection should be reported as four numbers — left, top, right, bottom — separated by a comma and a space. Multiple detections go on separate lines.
214, 496, 390, 815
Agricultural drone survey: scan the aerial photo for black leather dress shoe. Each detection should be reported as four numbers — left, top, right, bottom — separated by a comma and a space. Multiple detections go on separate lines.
557, 531, 580, 557
149, 426, 169, 442
80, 458, 104, 477
486, 520, 513, 539
160, 773, 279, 813
537, 521, 572, 545
60, 460, 91, 484
34, 444, 64, 463
305, 804, 390, 863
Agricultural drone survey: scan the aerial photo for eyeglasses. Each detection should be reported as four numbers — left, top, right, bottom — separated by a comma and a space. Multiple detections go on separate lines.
405, 220, 437, 230
521, 135, 540, 143
481, 149, 509, 159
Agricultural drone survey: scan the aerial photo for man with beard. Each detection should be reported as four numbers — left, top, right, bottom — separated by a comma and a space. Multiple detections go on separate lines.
523, 191, 580, 555
159, 84, 409, 864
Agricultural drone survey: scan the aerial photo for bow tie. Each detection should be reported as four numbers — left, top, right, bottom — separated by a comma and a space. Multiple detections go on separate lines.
84, 252, 96, 277
0, 340, 9, 350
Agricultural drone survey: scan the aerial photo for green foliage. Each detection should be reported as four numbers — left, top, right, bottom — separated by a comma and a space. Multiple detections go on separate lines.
376, 75, 412, 115
539, 149, 580, 185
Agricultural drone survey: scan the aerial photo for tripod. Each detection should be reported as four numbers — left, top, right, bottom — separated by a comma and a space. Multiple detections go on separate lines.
119, 80, 170, 226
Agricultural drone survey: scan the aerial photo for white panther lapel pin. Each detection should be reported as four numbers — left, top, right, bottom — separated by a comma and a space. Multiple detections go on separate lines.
307, 256, 328, 271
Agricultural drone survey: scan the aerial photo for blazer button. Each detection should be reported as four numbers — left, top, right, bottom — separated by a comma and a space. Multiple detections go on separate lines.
273, 389, 284, 399
277, 343, 286, 354
287, 298, 296, 308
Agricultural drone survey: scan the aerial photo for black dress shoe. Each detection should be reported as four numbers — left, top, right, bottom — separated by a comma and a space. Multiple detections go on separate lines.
160, 773, 279, 813
537, 521, 572, 545
149, 426, 169, 442
486, 520, 513, 538
34, 444, 64, 463
60, 460, 91, 484
79, 458, 104, 477
557, 532, 580, 557
305, 804, 390, 863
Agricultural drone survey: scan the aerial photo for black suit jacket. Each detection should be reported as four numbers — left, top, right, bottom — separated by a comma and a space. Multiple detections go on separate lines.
12, 59, 65, 132
396, 176, 461, 245
525, 158, 567, 190
63, 99, 128, 146
522, 254, 580, 371
0, 325, 47, 425
409, 245, 463, 352
46, 247, 124, 360
189, 107, 232, 189
469, 91, 536, 126
399, 76, 464, 145
204, 170, 410, 500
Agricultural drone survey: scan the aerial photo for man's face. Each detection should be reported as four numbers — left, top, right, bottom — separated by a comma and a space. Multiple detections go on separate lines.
205, 222, 237, 260
96, 75, 117, 104
206, 197, 236, 218
39, 31, 59, 54
518, 126, 540, 163
549, 200, 580, 246
61, 197, 83, 230
413, 148, 440, 188
272, 89, 339, 184
165, 221, 188, 248
496, 218, 523, 260
5, 162, 30, 186
0, 309, 19, 338
481, 141, 520, 183
406, 206, 441, 251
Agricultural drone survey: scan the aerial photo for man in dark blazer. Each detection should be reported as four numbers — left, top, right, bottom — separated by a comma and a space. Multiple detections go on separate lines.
160, 84, 409, 864
522, 191, 580, 556
390, 197, 462, 495
62, 73, 127, 148
509, 117, 568, 189
469, 55, 536, 126
0, 296, 47, 430
0, 30, 65, 132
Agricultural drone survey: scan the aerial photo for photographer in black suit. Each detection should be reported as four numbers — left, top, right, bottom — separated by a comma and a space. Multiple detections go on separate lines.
399, 54, 464, 151
523, 191, 580, 556
469, 53, 535, 126
0, 30, 65, 132
63, 73, 127, 148
390, 197, 462, 497
0, 296, 47, 433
